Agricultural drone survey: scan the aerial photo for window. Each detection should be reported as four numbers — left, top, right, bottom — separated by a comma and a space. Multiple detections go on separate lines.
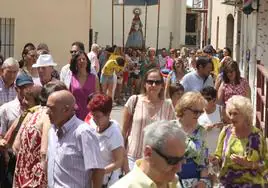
0, 18, 15, 59
185, 13, 198, 46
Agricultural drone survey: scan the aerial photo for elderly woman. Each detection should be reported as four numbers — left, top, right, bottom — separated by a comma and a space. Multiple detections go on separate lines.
211, 95, 267, 187
0, 85, 42, 188
175, 92, 211, 188
87, 94, 124, 187
218, 60, 250, 105
62, 51, 99, 120
122, 68, 175, 170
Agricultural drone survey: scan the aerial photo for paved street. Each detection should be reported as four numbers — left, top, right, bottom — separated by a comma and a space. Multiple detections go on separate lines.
111, 105, 124, 125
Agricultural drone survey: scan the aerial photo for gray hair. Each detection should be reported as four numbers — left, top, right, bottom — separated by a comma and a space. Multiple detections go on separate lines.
2, 57, 19, 69
91, 43, 100, 52
143, 120, 186, 153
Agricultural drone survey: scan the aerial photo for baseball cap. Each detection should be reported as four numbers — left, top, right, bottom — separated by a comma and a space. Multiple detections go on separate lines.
15, 73, 34, 87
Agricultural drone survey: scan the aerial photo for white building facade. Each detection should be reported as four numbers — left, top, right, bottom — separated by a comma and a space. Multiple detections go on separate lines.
91, 0, 187, 50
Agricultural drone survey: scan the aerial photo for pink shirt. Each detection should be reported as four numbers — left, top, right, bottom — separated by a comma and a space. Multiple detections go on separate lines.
70, 74, 96, 120
223, 77, 249, 103
125, 95, 175, 159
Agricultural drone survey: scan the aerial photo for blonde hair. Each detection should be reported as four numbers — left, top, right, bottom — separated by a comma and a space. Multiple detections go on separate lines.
226, 95, 253, 125
175, 92, 206, 117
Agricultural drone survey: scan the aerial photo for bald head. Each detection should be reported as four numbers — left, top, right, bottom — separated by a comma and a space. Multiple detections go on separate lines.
49, 90, 75, 109
46, 90, 76, 127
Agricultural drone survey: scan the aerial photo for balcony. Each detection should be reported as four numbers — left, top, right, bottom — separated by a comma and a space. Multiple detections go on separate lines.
221, 0, 243, 6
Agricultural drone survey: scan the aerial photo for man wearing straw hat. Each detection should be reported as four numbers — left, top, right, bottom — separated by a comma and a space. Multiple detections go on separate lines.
32, 54, 58, 86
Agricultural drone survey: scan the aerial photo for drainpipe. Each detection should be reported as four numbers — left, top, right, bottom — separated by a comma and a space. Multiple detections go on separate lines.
208, 0, 212, 44
252, 7, 259, 124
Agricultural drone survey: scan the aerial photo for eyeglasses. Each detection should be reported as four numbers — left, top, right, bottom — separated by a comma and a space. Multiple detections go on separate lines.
145, 80, 163, 85
70, 50, 78, 55
28, 54, 37, 58
185, 108, 203, 116
153, 148, 185, 165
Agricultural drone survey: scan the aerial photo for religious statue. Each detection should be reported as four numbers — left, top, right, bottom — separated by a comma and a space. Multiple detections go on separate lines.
126, 8, 144, 49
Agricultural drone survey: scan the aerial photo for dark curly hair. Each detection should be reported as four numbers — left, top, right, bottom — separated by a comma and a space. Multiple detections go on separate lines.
70, 51, 91, 75
19, 43, 36, 68
87, 94, 112, 115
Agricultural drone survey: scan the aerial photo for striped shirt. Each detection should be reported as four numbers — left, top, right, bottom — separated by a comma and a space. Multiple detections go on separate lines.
47, 115, 105, 188
0, 77, 16, 106
125, 95, 175, 159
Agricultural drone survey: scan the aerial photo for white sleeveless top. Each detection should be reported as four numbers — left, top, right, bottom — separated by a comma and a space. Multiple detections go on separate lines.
198, 104, 222, 154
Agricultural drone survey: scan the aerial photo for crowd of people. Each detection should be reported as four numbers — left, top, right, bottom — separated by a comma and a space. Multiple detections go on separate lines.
0, 41, 267, 188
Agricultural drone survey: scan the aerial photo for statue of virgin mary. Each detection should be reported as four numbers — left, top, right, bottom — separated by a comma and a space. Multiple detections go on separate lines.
126, 8, 144, 49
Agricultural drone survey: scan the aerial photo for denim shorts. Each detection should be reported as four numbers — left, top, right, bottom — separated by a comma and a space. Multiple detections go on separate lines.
100, 74, 114, 84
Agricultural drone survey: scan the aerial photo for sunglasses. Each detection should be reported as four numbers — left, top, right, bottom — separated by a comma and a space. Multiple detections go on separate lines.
145, 79, 163, 85
70, 50, 78, 55
185, 108, 203, 115
153, 148, 185, 165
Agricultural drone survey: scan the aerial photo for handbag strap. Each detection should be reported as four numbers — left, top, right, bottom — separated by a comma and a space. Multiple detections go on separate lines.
222, 126, 232, 162
103, 171, 114, 187
7, 111, 28, 146
132, 95, 139, 115
125, 95, 139, 148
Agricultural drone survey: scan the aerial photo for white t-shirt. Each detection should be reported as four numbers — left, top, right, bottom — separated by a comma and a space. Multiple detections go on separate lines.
90, 119, 124, 186
180, 70, 214, 92
198, 105, 222, 154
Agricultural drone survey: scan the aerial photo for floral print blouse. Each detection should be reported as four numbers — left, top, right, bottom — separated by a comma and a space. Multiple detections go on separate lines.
184, 125, 209, 168
215, 125, 268, 187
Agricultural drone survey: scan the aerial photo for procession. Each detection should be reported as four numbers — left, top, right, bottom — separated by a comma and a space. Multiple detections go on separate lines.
0, 0, 268, 188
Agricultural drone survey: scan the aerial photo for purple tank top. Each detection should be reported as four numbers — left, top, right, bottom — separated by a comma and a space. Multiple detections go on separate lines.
70, 74, 96, 120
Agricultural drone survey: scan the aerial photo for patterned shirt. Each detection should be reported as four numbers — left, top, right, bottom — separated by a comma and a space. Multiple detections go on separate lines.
0, 77, 16, 106
215, 125, 267, 186
222, 77, 249, 104
47, 115, 105, 188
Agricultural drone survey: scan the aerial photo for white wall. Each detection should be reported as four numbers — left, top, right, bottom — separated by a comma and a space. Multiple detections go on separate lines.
91, 0, 186, 49
210, 1, 235, 51
0, 0, 90, 69
256, 0, 268, 65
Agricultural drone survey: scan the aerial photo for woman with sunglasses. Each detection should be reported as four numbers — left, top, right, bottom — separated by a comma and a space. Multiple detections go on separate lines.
175, 92, 211, 188
217, 60, 250, 105
198, 87, 223, 185
122, 68, 175, 171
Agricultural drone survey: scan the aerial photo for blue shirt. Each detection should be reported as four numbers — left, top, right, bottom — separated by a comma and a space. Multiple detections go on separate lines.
180, 71, 214, 92
47, 115, 105, 188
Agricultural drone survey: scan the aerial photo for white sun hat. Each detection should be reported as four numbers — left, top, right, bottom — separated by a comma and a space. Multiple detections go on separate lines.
32, 54, 57, 68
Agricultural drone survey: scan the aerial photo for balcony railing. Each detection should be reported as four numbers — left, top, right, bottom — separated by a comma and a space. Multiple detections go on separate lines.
256, 61, 268, 138
221, 0, 243, 6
